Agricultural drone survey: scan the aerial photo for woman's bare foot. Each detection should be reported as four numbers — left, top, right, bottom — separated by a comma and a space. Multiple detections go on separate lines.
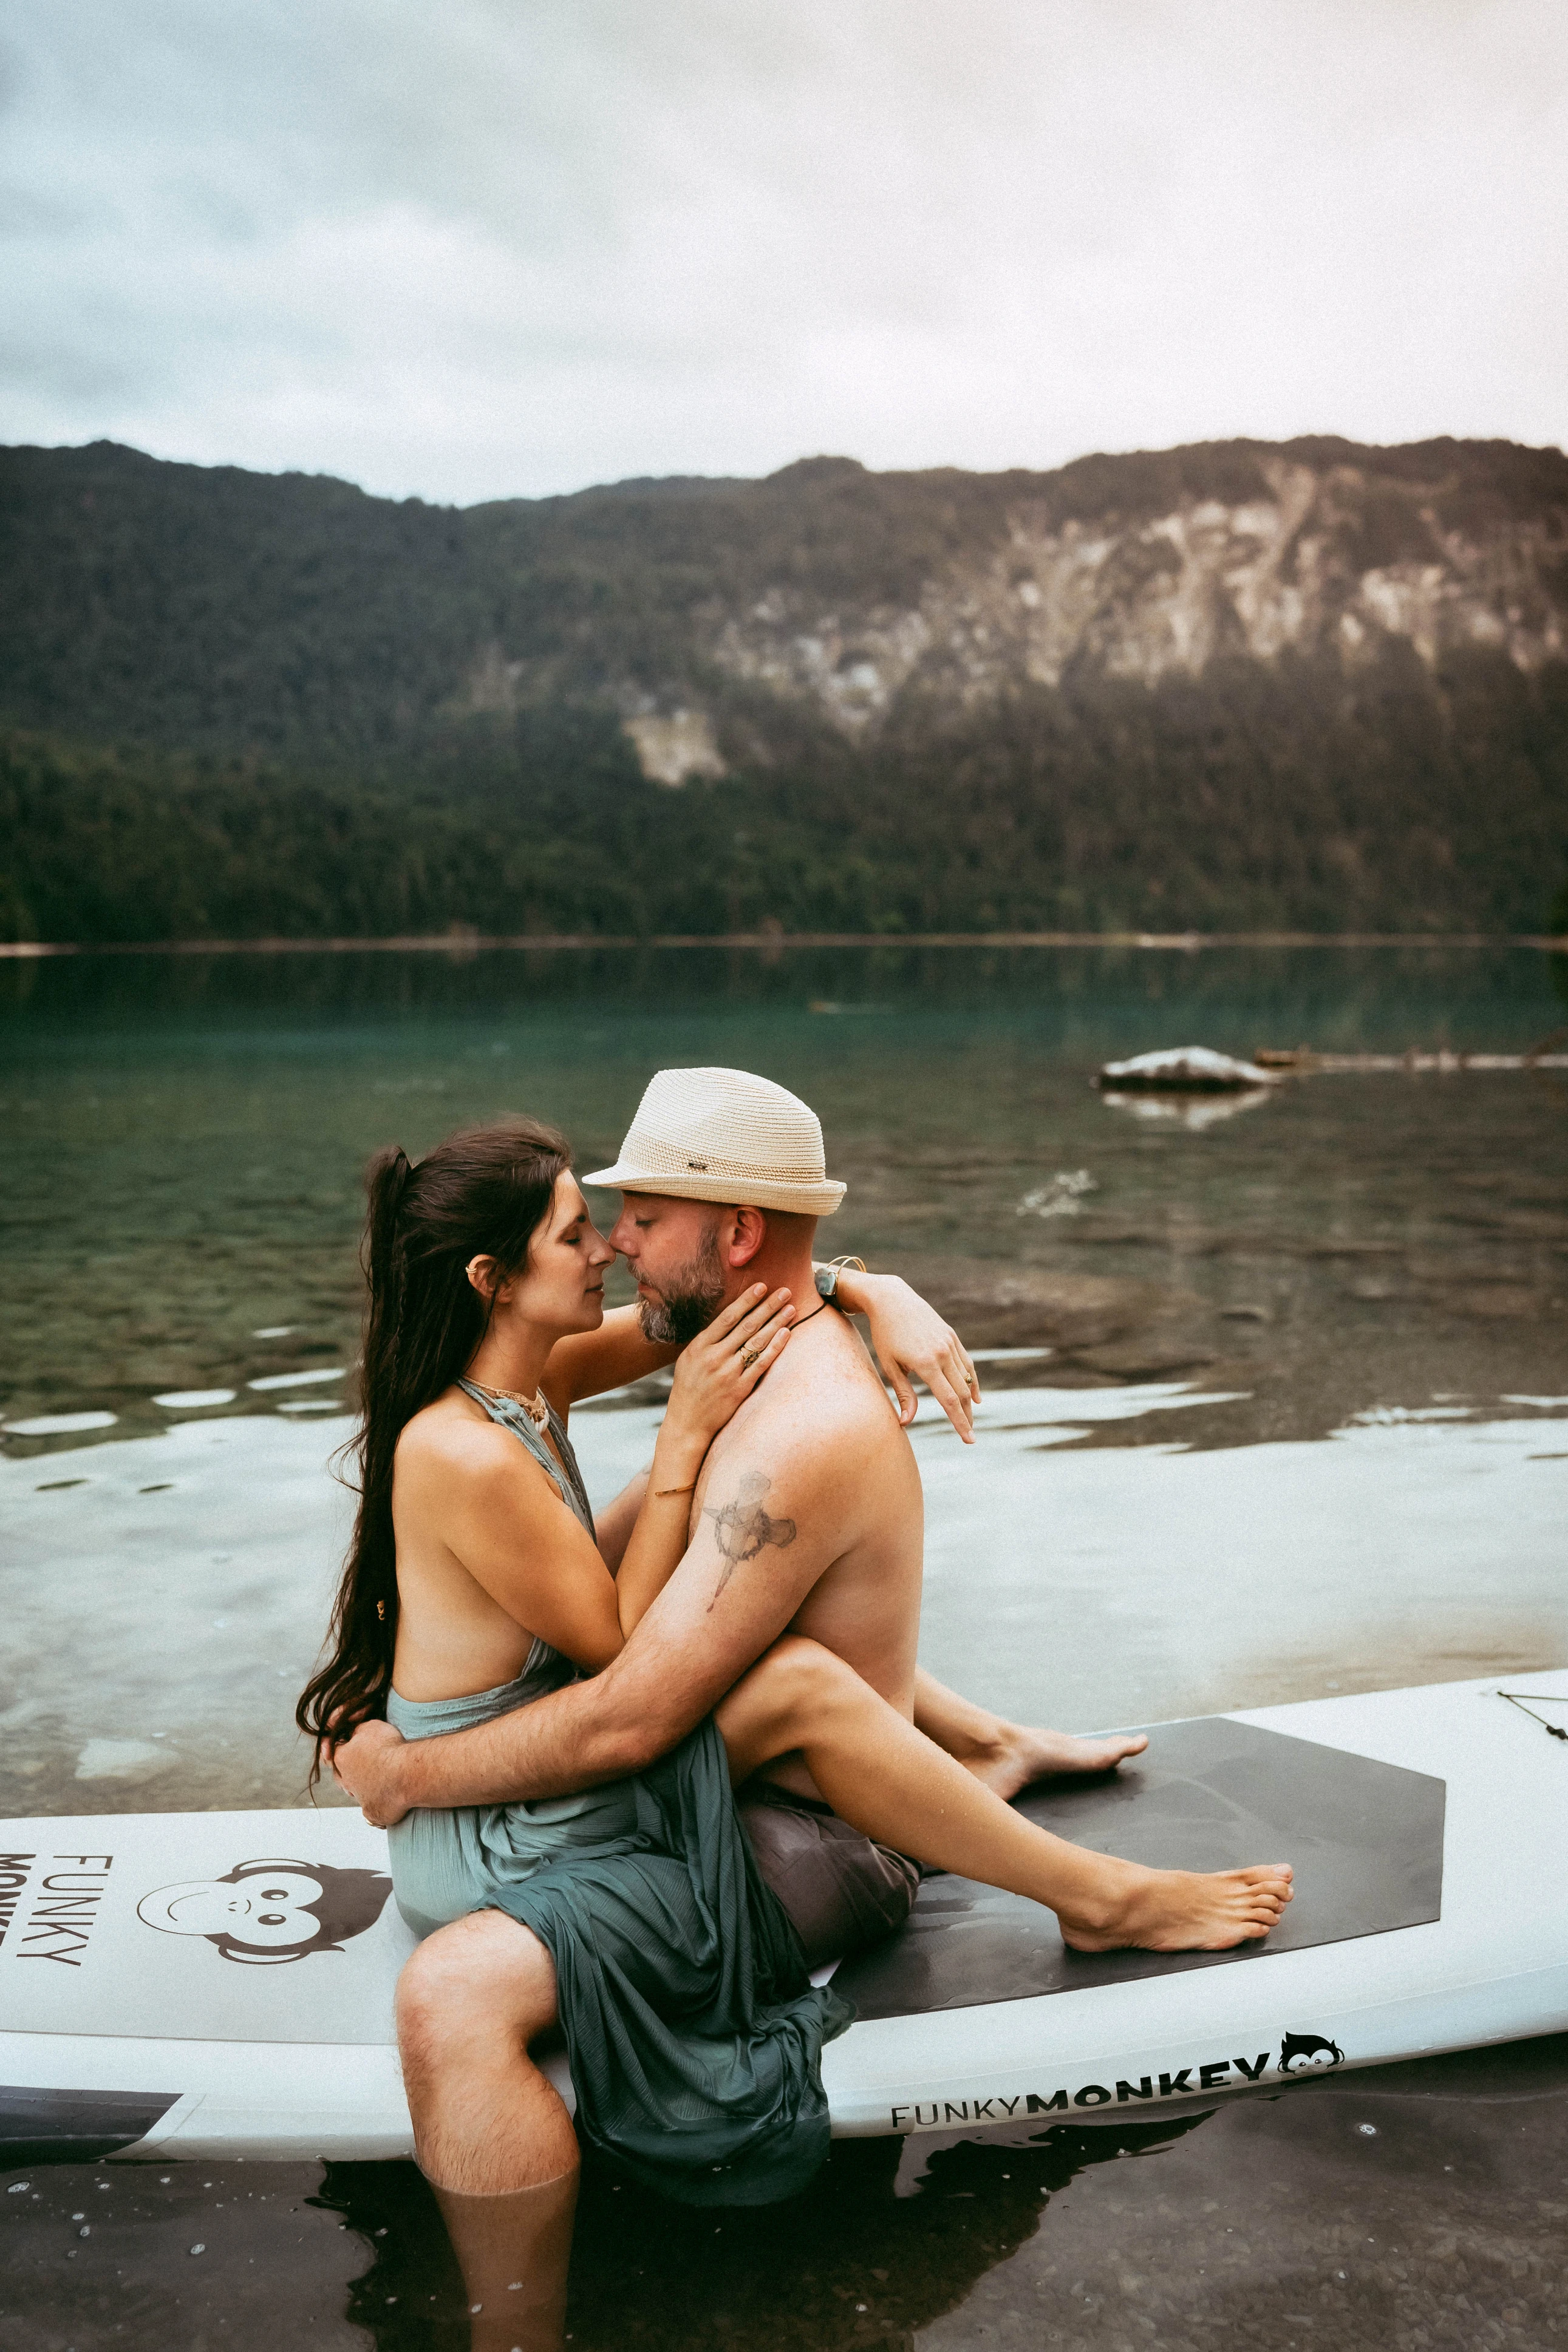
961, 1722, 1150, 1799
1058, 1859, 1294, 1953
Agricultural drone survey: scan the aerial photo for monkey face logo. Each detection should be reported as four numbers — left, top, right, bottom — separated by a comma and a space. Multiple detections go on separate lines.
1279, 2030, 1344, 2076
137, 1856, 392, 1966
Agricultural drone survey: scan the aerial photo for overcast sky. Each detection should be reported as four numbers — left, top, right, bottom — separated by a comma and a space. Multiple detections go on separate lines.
2, 0, 1564, 505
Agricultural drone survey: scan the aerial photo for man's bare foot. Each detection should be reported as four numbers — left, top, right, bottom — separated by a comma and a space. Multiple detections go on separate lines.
1058, 1859, 1294, 1953
962, 1722, 1150, 1800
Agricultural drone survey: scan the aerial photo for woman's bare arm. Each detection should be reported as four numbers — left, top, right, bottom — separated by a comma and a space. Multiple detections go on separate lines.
593, 1467, 649, 1573
547, 1266, 978, 1445
541, 1304, 680, 1411
823, 1264, 981, 1442
415, 1427, 628, 1674
609, 1287, 796, 1633
416, 1288, 799, 1690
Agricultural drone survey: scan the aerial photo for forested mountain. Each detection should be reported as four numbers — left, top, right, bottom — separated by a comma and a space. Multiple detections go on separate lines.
3, 435, 1567, 940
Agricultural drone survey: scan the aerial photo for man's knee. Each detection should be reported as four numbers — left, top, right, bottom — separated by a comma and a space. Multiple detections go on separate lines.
397, 1910, 556, 2061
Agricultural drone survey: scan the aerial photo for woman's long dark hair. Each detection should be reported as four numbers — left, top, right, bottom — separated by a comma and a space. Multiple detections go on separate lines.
296, 1116, 571, 1778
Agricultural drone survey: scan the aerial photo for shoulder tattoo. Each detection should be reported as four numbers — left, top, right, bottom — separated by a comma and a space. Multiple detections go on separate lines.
702, 1470, 797, 1613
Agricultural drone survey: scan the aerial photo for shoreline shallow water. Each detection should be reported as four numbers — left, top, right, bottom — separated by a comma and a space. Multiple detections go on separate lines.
7, 2040, 1568, 2350
4, 1391, 1565, 1819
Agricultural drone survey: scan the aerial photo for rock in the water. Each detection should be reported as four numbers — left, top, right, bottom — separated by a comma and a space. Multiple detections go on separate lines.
1096, 1045, 1281, 1092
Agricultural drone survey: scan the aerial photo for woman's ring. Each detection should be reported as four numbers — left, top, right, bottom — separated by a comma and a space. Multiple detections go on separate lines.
739, 1345, 761, 1369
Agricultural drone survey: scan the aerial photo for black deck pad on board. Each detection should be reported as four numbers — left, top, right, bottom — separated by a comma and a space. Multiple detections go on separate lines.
833, 1717, 1445, 2023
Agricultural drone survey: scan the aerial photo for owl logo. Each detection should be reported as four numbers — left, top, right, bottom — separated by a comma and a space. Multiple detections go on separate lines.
1278, 2030, 1344, 2075
136, 1856, 392, 1966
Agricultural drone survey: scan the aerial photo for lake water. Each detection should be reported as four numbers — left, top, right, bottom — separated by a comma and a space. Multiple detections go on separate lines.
3, 943, 1566, 2350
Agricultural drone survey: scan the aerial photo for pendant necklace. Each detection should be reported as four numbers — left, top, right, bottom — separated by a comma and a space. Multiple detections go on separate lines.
468, 1377, 551, 1433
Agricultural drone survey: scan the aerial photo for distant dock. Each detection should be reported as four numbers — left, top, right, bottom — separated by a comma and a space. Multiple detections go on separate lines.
1256, 1045, 1568, 1073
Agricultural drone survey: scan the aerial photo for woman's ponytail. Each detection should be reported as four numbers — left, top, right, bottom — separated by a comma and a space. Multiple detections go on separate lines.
360, 1144, 413, 1428
364, 1145, 413, 1298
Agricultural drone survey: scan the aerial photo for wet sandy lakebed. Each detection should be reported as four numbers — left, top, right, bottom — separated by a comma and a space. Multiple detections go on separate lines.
2, 943, 1566, 2347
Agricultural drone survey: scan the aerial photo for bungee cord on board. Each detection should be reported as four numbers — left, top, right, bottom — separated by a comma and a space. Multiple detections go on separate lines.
1497, 1692, 1568, 1742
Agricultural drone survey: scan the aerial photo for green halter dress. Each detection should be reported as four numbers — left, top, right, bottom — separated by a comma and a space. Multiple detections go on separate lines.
384, 1382, 852, 2206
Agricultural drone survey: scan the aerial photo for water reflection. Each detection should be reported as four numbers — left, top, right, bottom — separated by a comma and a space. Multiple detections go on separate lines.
315, 2111, 1211, 2352
3, 938, 1561, 1031
1100, 1084, 1276, 1129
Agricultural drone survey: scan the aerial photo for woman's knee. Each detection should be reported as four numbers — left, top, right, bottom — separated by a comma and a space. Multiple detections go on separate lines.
771, 1634, 861, 1702
397, 1911, 556, 2055
725, 1634, 861, 1748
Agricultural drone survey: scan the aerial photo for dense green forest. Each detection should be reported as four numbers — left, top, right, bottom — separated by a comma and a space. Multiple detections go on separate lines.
7, 639, 1567, 939
3, 437, 1567, 939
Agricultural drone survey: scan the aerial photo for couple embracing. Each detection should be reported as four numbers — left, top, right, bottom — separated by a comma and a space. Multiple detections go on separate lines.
312, 1066, 1292, 2349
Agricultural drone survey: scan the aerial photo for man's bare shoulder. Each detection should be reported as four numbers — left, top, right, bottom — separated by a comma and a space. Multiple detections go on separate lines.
790, 1307, 902, 1422
707, 1311, 905, 1485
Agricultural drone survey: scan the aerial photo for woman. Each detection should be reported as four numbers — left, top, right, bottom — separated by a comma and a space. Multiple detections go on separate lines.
298, 1122, 1292, 2237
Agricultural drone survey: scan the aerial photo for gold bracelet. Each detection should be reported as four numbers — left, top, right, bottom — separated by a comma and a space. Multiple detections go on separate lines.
813, 1253, 869, 1306
653, 1481, 697, 1498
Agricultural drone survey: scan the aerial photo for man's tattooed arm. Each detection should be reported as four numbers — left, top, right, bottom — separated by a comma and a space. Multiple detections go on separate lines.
701, 1469, 797, 1614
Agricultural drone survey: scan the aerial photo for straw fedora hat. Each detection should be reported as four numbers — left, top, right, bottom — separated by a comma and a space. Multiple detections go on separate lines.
584, 1067, 845, 1216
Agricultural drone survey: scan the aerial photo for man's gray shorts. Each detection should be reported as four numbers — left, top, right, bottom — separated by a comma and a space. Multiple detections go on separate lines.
738, 1781, 919, 1969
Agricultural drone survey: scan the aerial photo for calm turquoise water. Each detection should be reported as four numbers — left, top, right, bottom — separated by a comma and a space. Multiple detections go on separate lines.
3, 941, 1565, 1437
2, 944, 1566, 2351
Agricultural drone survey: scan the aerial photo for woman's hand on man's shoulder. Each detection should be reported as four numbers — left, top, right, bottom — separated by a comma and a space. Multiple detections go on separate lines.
665, 1284, 798, 1446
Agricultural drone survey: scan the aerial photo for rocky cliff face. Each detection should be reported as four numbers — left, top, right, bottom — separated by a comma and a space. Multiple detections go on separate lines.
642, 449, 1568, 772
4, 433, 1567, 790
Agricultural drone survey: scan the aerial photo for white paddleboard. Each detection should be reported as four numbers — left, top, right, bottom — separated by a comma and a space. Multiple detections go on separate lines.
2, 1674, 1565, 2166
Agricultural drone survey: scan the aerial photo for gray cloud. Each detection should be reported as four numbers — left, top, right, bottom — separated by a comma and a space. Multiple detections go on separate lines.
1, 0, 1563, 500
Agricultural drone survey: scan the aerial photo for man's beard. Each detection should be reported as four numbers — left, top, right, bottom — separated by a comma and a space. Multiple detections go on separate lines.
636, 1224, 726, 1346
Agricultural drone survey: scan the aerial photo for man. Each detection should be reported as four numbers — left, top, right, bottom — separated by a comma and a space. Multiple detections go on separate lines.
330, 1068, 1253, 2345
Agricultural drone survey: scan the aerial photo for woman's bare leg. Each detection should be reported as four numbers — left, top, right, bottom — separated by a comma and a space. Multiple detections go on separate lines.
912, 1665, 1149, 1794
715, 1638, 1292, 1953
